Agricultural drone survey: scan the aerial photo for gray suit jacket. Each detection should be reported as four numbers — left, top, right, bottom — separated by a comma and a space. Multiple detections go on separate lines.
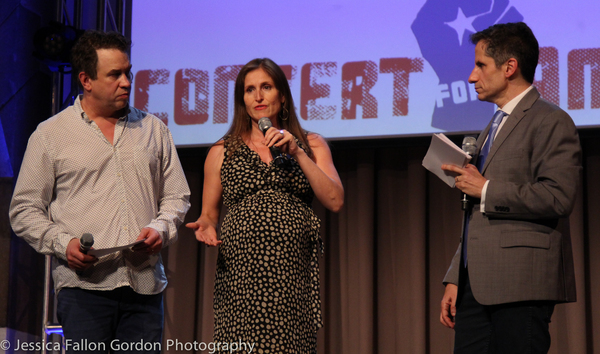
444, 87, 582, 305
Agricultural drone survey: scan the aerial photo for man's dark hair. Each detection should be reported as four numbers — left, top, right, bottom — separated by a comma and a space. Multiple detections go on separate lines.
71, 30, 131, 87
470, 22, 539, 84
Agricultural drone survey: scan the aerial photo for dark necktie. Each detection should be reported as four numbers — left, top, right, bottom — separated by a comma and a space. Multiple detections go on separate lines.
463, 110, 506, 267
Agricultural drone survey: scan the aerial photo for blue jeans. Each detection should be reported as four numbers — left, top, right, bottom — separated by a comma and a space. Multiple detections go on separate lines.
57, 287, 163, 354
454, 268, 555, 354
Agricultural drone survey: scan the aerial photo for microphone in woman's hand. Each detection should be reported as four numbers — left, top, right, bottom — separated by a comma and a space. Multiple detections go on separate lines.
258, 117, 286, 165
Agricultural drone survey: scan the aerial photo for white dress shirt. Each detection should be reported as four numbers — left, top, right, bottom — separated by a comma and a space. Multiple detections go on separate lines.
10, 96, 191, 294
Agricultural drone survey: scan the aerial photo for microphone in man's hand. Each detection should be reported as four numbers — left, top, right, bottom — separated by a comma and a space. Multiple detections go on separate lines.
257, 117, 286, 166
461, 136, 478, 210
77, 233, 94, 276
80, 233, 94, 254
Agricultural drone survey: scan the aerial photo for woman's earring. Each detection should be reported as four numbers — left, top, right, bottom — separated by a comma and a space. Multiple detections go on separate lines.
281, 104, 289, 121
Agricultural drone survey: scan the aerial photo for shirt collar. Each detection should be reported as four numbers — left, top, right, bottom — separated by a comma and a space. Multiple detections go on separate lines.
498, 85, 534, 115
74, 95, 131, 122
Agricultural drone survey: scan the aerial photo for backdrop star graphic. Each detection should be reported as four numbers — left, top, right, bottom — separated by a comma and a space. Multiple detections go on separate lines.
445, 8, 477, 46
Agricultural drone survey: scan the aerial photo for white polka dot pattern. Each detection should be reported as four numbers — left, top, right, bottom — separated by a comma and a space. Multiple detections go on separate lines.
213, 136, 322, 353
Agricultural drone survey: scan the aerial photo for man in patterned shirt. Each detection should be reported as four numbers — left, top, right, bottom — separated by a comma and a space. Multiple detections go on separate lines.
9, 30, 190, 353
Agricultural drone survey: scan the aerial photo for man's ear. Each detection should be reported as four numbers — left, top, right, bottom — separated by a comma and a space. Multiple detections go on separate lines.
505, 58, 518, 78
79, 72, 92, 91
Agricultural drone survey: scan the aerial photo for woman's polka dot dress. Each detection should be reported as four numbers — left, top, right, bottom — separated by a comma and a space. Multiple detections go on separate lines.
213, 136, 322, 354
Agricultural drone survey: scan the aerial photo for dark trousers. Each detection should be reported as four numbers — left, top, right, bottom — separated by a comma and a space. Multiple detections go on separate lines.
57, 286, 163, 354
454, 268, 555, 354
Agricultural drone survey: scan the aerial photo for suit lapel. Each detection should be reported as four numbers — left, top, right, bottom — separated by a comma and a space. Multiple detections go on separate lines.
480, 88, 541, 173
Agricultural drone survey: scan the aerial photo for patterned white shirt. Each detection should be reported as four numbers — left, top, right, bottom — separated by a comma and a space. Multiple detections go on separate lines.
9, 96, 191, 294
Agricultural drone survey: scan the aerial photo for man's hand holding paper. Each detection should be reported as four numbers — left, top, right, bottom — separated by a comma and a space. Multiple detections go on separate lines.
422, 133, 473, 187
441, 163, 486, 199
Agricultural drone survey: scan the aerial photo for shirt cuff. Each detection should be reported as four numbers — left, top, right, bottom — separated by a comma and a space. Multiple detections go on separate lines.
145, 221, 168, 243
480, 180, 490, 213
54, 233, 78, 261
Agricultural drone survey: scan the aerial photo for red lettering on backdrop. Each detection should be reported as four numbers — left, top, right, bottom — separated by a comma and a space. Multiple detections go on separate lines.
174, 69, 209, 125
280, 65, 297, 101
534, 47, 559, 105
280, 65, 296, 82
213, 65, 243, 124
134, 69, 170, 124
379, 58, 423, 116
301, 62, 337, 120
568, 48, 600, 110
341, 61, 378, 119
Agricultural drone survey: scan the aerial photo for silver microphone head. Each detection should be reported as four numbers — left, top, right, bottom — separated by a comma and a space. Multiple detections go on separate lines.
462, 136, 478, 156
80, 233, 94, 249
257, 117, 272, 133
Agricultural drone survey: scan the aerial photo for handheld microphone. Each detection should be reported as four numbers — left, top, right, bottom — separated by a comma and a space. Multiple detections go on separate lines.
461, 136, 478, 210
77, 233, 94, 276
257, 117, 286, 166
79, 233, 94, 254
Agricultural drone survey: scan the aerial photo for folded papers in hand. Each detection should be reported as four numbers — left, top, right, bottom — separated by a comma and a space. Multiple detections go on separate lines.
88, 239, 145, 258
422, 133, 472, 187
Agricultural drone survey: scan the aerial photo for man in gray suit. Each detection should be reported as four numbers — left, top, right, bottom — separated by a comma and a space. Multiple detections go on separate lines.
440, 22, 582, 353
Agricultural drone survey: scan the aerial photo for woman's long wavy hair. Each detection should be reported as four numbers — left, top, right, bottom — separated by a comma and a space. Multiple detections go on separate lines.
223, 58, 313, 158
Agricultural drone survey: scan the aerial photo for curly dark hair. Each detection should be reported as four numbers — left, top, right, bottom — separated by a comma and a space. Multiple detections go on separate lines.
470, 22, 539, 84
71, 30, 131, 88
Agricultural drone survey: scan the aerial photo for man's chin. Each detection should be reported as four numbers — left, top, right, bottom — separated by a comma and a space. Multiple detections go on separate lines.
112, 101, 129, 115
115, 100, 129, 109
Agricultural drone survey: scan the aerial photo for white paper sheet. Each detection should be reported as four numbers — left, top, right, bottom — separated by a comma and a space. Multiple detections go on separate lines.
88, 239, 145, 258
422, 133, 472, 187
